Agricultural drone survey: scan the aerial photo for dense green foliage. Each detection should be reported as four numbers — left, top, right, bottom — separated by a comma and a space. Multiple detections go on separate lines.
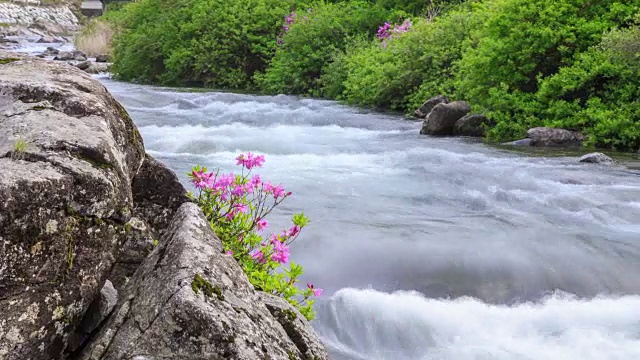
257, 1, 402, 96
108, 0, 640, 150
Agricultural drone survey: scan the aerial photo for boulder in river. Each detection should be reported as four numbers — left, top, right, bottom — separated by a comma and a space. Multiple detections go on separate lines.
502, 138, 533, 146
84, 62, 111, 74
420, 101, 471, 136
75, 60, 91, 70
95, 54, 112, 63
453, 114, 493, 137
579, 152, 614, 164
526, 127, 585, 147
414, 95, 448, 118
53, 51, 74, 61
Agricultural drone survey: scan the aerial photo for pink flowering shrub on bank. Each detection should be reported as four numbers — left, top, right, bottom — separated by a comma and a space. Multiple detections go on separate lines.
187, 153, 321, 320
376, 19, 412, 47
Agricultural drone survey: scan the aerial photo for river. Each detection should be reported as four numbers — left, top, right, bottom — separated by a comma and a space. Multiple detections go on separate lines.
92, 78, 640, 360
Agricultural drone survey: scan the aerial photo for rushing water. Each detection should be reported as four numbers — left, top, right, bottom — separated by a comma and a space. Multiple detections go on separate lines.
93, 77, 640, 360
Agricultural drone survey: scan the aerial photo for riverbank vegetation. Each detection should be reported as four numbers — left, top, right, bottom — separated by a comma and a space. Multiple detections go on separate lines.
103, 0, 640, 150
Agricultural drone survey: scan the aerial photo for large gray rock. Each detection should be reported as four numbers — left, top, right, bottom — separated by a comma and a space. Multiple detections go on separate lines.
526, 127, 585, 147
0, 51, 145, 359
77, 203, 329, 360
579, 152, 614, 164
414, 95, 448, 118
453, 114, 493, 137
132, 154, 190, 235
420, 101, 471, 136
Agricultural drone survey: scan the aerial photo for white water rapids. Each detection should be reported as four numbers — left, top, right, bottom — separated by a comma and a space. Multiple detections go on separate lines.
91, 79, 640, 360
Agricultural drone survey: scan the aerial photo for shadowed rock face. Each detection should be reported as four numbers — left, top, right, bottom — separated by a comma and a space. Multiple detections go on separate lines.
0, 51, 145, 360
0, 52, 328, 360
77, 203, 329, 360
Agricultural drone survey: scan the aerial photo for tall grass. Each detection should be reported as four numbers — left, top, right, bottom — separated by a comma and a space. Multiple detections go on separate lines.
74, 19, 113, 56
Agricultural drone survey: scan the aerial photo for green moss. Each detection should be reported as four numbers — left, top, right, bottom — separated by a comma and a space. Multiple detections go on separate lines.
191, 273, 224, 301
283, 308, 297, 322
123, 222, 132, 233
0, 58, 20, 65
287, 351, 296, 360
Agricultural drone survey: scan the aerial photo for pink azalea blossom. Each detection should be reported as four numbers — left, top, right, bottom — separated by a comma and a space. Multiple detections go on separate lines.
307, 283, 323, 297
234, 203, 248, 214
249, 174, 262, 188
256, 219, 268, 231
232, 185, 246, 197
251, 250, 265, 263
272, 184, 285, 199
225, 250, 233, 255
271, 241, 290, 264
289, 225, 300, 237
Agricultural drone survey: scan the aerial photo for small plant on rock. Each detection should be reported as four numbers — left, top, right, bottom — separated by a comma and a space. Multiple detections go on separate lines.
11, 135, 27, 161
188, 153, 322, 320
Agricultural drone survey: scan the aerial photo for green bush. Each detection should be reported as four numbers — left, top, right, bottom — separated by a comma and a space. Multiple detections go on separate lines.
454, 0, 640, 144
110, 0, 302, 88
337, 5, 481, 111
257, 1, 401, 96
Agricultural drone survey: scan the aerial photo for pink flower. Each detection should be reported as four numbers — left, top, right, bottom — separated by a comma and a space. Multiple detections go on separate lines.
191, 169, 215, 189
256, 219, 268, 231
271, 241, 290, 264
272, 184, 285, 199
249, 174, 262, 188
289, 225, 300, 237
234, 203, 249, 214
263, 181, 274, 194
235, 153, 266, 170
232, 185, 246, 197
225, 250, 233, 255
307, 283, 323, 297
251, 250, 266, 263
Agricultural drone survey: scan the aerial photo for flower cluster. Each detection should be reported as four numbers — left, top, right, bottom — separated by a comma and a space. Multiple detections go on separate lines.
376, 19, 413, 47
188, 153, 321, 320
277, 9, 310, 46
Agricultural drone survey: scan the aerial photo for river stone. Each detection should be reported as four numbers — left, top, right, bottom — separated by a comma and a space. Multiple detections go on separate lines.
95, 54, 111, 63
503, 138, 533, 146
76, 60, 91, 70
84, 62, 111, 74
579, 152, 614, 164
526, 127, 585, 147
420, 101, 471, 136
53, 50, 74, 61
0, 51, 145, 359
77, 203, 329, 360
453, 114, 493, 137
414, 95, 448, 118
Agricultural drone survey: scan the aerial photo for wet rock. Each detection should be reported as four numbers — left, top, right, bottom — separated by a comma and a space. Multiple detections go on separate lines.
579, 152, 614, 164
453, 114, 493, 137
0, 50, 145, 360
414, 95, 448, 118
44, 46, 59, 55
95, 54, 111, 63
526, 127, 585, 147
84, 62, 111, 74
502, 138, 533, 146
420, 101, 471, 136
75, 60, 91, 70
53, 51, 74, 61
36, 35, 59, 43
77, 203, 328, 360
